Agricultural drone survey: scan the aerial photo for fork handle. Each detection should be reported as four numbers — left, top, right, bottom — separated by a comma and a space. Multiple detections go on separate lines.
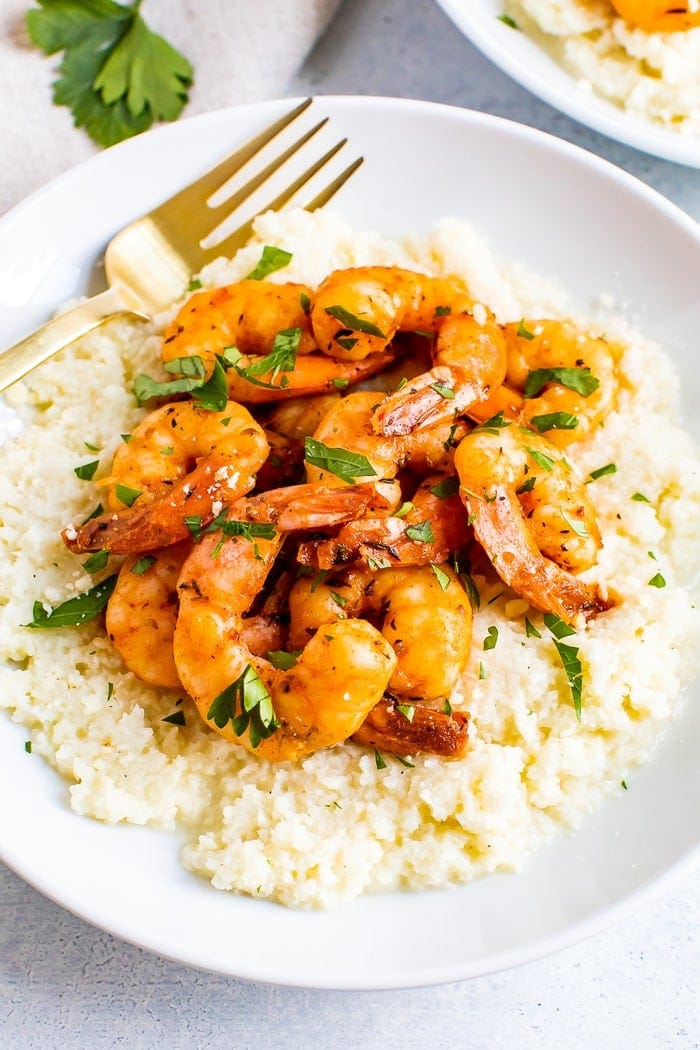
0, 288, 146, 394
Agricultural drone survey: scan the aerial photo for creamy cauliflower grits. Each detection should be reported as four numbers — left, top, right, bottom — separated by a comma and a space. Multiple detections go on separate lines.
0, 209, 698, 909
504, 0, 700, 136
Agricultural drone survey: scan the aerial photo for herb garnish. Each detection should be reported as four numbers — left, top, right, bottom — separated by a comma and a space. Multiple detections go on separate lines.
131, 555, 157, 576
526, 447, 555, 472
396, 704, 415, 722
530, 412, 579, 432
25, 574, 118, 629
133, 357, 228, 412
516, 319, 535, 340
74, 459, 99, 481
83, 549, 110, 573
430, 382, 455, 400
632, 492, 651, 503
206, 665, 279, 749
405, 520, 435, 543
587, 462, 617, 482
266, 650, 300, 670
498, 13, 519, 29
429, 476, 459, 499
544, 614, 583, 719
26, 0, 193, 147
162, 710, 186, 726
523, 367, 599, 399
524, 618, 541, 638
374, 748, 387, 770
472, 411, 511, 435
304, 437, 377, 483
483, 625, 499, 650
323, 306, 386, 339
246, 246, 292, 281
648, 572, 666, 588
561, 510, 589, 538
430, 564, 451, 591
114, 483, 141, 507
234, 328, 301, 387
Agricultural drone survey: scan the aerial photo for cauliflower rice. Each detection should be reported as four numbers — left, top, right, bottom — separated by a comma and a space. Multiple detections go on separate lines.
0, 209, 698, 909
504, 0, 700, 137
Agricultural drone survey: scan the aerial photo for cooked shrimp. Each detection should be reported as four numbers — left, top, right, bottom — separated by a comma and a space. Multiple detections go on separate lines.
106, 541, 191, 689
174, 532, 397, 761
311, 267, 474, 361
162, 282, 317, 366
253, 394, 341, 492
610, 0, 700, 31
223, 348, 399, 403
288, 563, 471, 701
455, 425, 609, 622
309, 266, 506, 433
305, 390, 467, 510
297, 473, 470, 570
352, 698, 469, 758
63, 401, 268, 555
468, 319, 619, 448
233, 480, 392, 530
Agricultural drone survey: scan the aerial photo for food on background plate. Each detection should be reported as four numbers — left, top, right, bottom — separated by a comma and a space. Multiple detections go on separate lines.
0, 209, 698, 908
501, 0, 700, 137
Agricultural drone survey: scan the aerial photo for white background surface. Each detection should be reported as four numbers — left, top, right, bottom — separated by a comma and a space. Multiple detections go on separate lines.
1, 0, 698, 1046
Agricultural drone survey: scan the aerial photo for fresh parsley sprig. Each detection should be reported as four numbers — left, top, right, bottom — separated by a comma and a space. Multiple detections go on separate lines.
27, 0, 193, 148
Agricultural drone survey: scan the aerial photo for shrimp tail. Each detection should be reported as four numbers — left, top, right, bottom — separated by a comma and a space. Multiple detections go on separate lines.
352, 698, 469, 757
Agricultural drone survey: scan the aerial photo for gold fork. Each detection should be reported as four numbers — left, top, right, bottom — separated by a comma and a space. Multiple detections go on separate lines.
0, 99, 362, 393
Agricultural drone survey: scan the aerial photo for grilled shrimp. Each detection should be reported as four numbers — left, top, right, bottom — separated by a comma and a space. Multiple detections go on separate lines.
288, 563, 471, 702
297, 473, 470, 570
63, 401, 268, 554
174, 531, 397, 761
306, 390, 468, 510
455, 425, 610, 622
309, 266, 506, 433
469, 319, 619, 448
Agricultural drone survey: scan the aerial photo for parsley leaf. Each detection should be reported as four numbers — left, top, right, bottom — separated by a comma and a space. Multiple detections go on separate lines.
323, 305, 386, 339
523, 367, 599, 399
25, 574, 118, 629
27, 0, 193, 148
206, 665, 279, 749
246, 246, 293, 281
304, 437, 377, 483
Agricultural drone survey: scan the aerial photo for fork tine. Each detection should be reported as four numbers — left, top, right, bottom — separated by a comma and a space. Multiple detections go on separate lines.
304, 156, 364, 211
197, 139, 351, 265
203, 118, 330, 227
150, 97, 313, 224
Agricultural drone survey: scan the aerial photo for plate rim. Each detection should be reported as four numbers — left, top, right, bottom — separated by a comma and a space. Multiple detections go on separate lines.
434, 0, 700, 168
0, 94, 699, 990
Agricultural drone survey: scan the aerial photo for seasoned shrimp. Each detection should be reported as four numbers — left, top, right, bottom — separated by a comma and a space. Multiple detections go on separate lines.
310, 266, 506, 433
352, 698, 469, 758
174, 532, 397, 761
162, 281, 317, 366
106, 541, 191, 689
455, 425, 609, 622
161, 280, 397, 403
610, 0, 700, 31
468, 319, 619, 448
311, 267, 474, 361
253, 394, 341, 492
63, 401, 268, 554
298, 473, 470, 570
288, 563, 471, 701
306, 390, 468, 510
223, 348, 399, 404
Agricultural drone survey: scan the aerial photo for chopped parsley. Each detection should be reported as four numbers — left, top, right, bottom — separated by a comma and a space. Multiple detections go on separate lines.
648, 572, 666, 588
483, 625, 499, 651
429, 476, 459, 499
526, 446, 555, 472
529, 412, 579, 433
131, 555, 157, 576
304, 437, 377, 483
430, 382, 455, 400
266, 650, 300, 670
25, 574, 118, 629
74, 459, 99, 481
206, 665, 279, 749
587, 462, 617, 482
396, 704, 415, 722
323, 306, 386, 339
83, 549, 110, 573
430, 564, 451, 591
246, 246, 292, 281
405, 520, 435, 543
524, 618, 541, 638
234, 327, 301, 387
498, 13, 519, 29
516, 319, 535, 340
523, 367, 599, 399
374, 748, 387, 770
114, 484, 141, 507
632, 492, 651, 503
162, 710, 186, 726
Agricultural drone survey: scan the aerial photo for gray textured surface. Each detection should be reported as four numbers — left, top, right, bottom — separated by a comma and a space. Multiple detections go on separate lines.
2, 0, 698, 1045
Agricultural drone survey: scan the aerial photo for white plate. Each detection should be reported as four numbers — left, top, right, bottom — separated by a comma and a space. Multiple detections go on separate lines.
0, 97, 699, 990
435, 0, 700, 168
